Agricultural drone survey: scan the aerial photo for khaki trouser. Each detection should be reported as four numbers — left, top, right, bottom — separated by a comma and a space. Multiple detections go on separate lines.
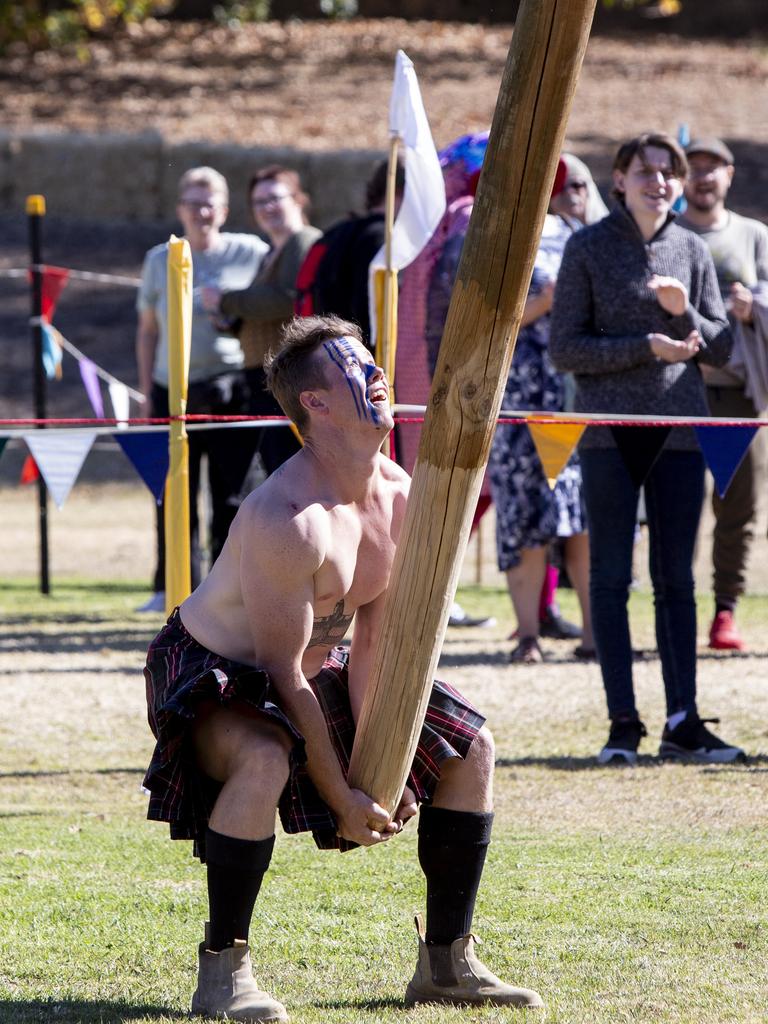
706, 385, 766, 606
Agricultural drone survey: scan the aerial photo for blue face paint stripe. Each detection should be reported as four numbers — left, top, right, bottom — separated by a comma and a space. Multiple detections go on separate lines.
363, 361, 382, 425
323, 339, 368, 421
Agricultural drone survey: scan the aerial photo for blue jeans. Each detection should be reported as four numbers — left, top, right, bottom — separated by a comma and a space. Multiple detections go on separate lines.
580, 447, 705, 720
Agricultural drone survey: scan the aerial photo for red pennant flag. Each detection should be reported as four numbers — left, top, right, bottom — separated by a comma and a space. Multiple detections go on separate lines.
27, 265, 70, 322
20, 454, 40, 484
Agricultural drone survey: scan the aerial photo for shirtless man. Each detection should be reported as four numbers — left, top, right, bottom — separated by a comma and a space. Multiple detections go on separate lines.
143, 314, 543, 1022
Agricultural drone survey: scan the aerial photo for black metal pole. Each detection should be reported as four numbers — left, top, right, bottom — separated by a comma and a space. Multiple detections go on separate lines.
27, 194, 50, 596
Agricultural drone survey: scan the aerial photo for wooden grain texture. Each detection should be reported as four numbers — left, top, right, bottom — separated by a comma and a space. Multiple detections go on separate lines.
347, 0, 597, 814
164, 235, 192, 615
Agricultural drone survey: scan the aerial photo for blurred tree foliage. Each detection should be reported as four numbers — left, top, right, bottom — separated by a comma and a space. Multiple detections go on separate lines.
0, 0, 680, 53
0, 1, 171, 51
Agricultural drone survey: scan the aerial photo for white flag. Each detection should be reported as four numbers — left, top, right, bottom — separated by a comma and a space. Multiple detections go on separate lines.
108, 380, 131, 429
23, 431, 96, 509
371, 49, 446, 275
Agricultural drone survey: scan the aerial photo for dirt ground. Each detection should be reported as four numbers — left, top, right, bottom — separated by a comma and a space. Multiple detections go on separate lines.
4, 20, 768, 193
4, 478, 768, 601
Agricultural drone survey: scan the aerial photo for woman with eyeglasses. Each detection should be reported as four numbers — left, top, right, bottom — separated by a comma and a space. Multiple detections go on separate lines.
550, 132, 743, 766
207, 165, 321, 475
485, 156, 605, 665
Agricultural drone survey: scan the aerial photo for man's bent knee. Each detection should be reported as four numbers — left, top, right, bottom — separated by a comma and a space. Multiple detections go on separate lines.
467, 726, 495, 782
432, 726, 494, 812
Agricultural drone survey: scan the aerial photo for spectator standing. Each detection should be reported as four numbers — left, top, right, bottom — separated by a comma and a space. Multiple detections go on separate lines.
678, 137, 768, 652
485, 157, 605, 663
550, 132, 744, 765
295, 158, 405, 349
207, 166, 321, 475
136, 166, 268, 612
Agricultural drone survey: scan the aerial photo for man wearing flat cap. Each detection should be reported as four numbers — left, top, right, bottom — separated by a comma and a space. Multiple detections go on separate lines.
679, 137, 768, 652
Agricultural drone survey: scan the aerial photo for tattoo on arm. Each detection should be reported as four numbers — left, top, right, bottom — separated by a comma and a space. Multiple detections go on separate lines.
307, 600, 354, 649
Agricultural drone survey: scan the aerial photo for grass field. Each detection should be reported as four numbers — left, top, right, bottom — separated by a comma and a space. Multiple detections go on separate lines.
1, 573, 766, 1024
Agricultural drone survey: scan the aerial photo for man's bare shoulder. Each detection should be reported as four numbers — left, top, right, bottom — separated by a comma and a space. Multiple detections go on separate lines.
233, 464, 331, 571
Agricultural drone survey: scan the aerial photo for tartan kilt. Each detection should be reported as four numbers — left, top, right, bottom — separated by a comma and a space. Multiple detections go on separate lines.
143, 608, 486, 856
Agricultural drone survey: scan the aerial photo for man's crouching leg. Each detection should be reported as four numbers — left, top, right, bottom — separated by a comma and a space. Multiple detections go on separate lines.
191, 707, 290, 1022
405, 726, 543, 1010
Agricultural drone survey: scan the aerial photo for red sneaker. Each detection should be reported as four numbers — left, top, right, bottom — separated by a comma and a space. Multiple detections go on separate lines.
708, 610, 745, 651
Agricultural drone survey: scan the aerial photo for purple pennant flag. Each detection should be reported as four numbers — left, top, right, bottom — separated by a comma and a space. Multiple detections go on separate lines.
115, 432, 169, 503
79, 358, 104, 418
694, 424, 758, 498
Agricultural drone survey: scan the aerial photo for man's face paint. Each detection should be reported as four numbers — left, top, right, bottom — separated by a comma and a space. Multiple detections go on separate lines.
322, 336, 386, 426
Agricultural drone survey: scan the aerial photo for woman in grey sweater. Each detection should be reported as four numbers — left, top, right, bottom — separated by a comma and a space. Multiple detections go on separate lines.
550, 132, 744, 766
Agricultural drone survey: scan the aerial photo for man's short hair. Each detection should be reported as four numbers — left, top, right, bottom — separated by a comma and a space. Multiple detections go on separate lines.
611, 132, 688, 200
177, 166, 229, 206
265, 315, 363, 433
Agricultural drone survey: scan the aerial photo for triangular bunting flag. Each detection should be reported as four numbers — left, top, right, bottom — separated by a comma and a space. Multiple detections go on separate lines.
527, 421, 586, 488
610, 426, 671, 488
115, 432, 169, 503
79, 358, 104, 418
694, 424, 758, 498
42, 323, 63, 381
22, 431, 95, 509
20, 454, 39, 484
0, 438, 8, 463
33, 265, 70, 322
108, 380, 130, 428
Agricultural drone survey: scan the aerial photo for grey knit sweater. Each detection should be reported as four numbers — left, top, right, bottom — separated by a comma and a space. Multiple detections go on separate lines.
549, 203, 732, 449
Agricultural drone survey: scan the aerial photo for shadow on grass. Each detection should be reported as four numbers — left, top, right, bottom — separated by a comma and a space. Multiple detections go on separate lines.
0, 615, 149, 626
0, 627, 156, 657
314, 996, 404, 1011
495, 754, 768, 771
2, 582, 147, 595
440, 645, 768, 668
0, 999, 184, 1023
0, 767, 143, 782
438, 647, 660, 668
0, 663, 146, 676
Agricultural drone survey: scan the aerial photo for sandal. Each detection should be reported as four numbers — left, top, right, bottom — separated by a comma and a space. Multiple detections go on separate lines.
510, 636, 544, 664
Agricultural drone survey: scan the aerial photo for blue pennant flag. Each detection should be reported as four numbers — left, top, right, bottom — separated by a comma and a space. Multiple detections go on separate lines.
115, 432, 168, 503
0, 438, 8, 463
694, 424, 757, 498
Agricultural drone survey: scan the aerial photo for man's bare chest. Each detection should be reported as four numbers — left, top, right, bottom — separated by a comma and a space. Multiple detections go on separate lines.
312, 512, 395, 621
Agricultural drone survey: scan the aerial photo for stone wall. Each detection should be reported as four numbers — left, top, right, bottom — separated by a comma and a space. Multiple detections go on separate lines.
0, 131, 386, 232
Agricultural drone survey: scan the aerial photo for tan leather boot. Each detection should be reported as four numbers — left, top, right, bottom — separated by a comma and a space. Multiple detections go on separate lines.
190, 930, 288, 1023
404, 914, 544, 1009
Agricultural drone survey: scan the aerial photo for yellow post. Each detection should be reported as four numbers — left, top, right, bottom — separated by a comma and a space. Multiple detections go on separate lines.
164, 235, 193, 615
375, 134, 401, 396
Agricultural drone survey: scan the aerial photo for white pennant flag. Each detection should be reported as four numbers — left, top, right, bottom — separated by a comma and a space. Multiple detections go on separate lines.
372, 50, 446, 275
23, 431, 96, 509
108, 380, 131, 429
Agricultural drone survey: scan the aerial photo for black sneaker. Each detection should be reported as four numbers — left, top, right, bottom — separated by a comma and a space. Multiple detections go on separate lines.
539, 607, 582, 641
659, 714, 746, 764
597, 718, 647, 766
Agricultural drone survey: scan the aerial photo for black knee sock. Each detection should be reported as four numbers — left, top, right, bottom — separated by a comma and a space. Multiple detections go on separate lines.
417, 806, 494, 945
205, 828, 275, 951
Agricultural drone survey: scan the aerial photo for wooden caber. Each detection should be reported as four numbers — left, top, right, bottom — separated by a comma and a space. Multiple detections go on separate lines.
347, 0, 598, 815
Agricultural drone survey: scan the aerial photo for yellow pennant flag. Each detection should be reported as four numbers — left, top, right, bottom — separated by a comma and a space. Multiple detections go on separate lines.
527, 420, 585, 489
164, 235, 192, 615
